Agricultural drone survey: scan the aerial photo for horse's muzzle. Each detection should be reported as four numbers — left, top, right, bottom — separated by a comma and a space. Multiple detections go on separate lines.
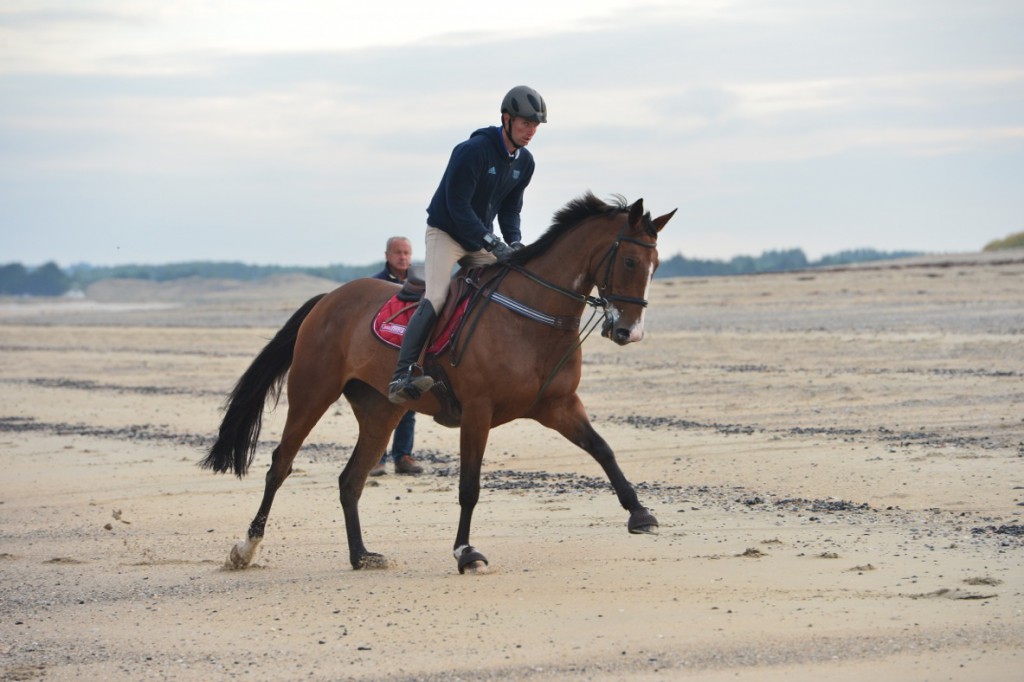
602, 306, 645, 345
603, 321, 638, 345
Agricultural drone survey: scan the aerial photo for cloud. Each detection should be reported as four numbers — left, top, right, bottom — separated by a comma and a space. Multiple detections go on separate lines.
2, 1, 1023, 267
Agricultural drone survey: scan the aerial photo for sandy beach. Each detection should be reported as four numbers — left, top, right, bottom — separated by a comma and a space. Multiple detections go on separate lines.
1, 252, 1022, 681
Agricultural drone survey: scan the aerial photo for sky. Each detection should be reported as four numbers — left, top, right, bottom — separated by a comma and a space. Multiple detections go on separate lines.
2, 0, 1022, 268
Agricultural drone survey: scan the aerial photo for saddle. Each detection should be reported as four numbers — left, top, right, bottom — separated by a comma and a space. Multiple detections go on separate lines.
371, 270, 490, 428
371, 270, 480, 355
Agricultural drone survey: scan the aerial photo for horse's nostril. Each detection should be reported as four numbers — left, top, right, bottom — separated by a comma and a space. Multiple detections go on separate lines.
614, 328, 631, 343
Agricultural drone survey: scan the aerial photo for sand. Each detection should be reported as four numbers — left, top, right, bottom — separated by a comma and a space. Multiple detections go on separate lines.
1, 253, 1022, 681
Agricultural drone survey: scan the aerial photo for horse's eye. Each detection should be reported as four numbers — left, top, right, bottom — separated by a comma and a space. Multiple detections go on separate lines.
624, 257, 637, 270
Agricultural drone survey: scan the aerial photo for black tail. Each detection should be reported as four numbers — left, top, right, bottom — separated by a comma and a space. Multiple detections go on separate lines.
200, 294, 327, 477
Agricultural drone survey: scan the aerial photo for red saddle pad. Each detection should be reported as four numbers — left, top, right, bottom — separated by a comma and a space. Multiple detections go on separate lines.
371, 294, 469, 355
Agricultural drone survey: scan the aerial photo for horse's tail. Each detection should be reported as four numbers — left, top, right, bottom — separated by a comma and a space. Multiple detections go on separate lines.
200, 293, 328, 477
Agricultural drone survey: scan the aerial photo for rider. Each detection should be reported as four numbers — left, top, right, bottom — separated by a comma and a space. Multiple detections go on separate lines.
387, 85, 547, 404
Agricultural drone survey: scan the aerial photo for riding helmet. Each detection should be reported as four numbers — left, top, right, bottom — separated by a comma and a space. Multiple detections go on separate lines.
501, 86, 547, 123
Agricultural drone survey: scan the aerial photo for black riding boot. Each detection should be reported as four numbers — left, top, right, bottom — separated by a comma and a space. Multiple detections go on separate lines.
387, 300, 437, 404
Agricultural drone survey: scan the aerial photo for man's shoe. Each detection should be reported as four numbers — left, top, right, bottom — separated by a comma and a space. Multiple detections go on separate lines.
387, 372, 435, 405
369, 460, 387, 477
394, 455, 424, 475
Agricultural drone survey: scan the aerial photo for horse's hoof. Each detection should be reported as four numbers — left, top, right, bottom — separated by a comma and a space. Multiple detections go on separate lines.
628, 508, 659, 535
228, 539, 258, 569
454, 545, 489, 575
354, 552, 389, 570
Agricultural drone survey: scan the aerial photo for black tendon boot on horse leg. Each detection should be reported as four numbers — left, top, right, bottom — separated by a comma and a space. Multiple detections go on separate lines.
388, 300, 437, 404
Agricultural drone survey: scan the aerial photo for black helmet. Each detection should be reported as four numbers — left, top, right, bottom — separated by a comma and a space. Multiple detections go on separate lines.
501, 86, 547, 123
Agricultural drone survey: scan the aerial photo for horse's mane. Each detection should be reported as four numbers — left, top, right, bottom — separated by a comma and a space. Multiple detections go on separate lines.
509, 192, 629, 265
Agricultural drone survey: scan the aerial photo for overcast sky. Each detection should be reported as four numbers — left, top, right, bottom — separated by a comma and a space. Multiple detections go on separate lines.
2, 0, 1022, 268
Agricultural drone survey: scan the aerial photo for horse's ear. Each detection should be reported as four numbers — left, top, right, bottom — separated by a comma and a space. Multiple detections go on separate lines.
651, 208, 677, 234
628, 198, 645, 227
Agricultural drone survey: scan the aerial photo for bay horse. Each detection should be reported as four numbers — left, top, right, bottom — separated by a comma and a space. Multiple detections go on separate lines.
202, 192, 676, 574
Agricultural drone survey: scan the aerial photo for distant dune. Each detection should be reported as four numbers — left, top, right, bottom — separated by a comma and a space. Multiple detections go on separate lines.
85, 273, 342, 304
80, 251, 1024, 305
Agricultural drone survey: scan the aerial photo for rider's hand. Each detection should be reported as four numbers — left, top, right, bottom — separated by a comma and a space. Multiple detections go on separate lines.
491, 240, 515, 262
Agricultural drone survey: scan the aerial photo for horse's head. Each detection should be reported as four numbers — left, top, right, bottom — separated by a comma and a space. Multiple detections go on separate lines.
509, 193, 675, 344
597, 198, 676, 345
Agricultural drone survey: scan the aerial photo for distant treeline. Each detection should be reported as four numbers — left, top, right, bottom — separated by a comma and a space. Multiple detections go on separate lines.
656, 248, 922, 278
0, 262, 73, 296
68, 261, 381, 286
0, 261, 381, 297
2, 248, 921, 297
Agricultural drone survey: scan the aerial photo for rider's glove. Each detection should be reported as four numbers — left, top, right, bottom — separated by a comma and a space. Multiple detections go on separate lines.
482, 232, 515, 262
490, 241, 514, 262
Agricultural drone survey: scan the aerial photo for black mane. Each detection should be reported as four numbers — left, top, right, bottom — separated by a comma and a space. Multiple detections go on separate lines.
509, 192, 629, 265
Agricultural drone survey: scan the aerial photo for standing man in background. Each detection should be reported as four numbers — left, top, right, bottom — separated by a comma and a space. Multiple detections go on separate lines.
371, 236, 424, 475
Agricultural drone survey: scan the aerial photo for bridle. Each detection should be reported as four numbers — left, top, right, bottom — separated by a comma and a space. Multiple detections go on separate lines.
591, 222, 658, 309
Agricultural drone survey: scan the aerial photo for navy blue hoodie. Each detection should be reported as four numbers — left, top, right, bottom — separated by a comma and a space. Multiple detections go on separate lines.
425, 126, 534, 251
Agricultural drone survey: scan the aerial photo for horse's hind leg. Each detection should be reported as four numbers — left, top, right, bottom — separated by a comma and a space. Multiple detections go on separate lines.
230, 371, 344, 569
229, 443, 297, 568
536, 394, 658, 534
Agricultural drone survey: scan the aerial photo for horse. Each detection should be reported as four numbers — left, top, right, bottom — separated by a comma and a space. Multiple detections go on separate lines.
201, 192, 676, 574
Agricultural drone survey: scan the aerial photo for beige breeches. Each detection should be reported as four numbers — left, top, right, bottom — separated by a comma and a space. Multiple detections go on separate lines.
423, 226, 496, 311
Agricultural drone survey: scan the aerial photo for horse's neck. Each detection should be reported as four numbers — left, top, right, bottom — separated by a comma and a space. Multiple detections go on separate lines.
512, 226, 609, 306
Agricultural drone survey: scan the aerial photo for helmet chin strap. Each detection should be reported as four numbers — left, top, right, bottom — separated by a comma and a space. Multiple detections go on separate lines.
503, 116, 522, 151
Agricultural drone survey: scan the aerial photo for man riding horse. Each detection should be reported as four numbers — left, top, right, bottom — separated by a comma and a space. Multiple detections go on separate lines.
387, 85, 547, 404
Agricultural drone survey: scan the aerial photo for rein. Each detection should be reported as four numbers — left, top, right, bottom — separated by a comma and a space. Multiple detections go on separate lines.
507, 220, 657, 310
506, 264, 605, 309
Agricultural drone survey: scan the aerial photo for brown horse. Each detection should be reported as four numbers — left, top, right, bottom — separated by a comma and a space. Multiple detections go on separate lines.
202, 192, 676, 573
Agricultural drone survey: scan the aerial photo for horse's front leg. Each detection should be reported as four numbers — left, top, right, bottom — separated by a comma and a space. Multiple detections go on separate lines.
452, 410, 492, 574
343, 383, 405, 570
338, 437, 389, 570
538, 394, 658, 534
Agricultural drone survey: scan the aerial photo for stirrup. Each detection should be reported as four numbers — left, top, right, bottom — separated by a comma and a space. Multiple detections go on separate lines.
388, 371, 435, 404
